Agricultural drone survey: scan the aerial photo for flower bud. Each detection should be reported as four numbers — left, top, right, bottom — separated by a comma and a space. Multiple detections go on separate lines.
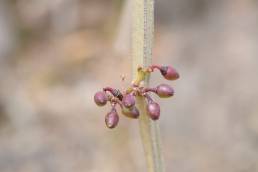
122, 94, 135, 108
94, 91, 108, 106
146, 102, 160, 120
122, 106, 140, 119
105, 109, 119, 129
156, 84, 174, 98
160, 66, 179, 80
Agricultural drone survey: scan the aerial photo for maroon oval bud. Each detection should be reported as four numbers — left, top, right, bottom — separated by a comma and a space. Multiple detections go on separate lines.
94, 91, 108, 106
156, 84, 174, 98
160, 66, 179, 80
122, 94, 135, 108
122, 106, 140, 119
105, 109, 119, 129
146, 102, 160, 120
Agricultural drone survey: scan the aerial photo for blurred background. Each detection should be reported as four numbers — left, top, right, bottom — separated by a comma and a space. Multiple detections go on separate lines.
0, 0, 258, 171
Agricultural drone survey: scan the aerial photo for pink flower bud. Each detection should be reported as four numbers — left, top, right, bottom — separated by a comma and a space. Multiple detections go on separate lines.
105, 109, 119, 129
146, 102, 160, 120
156, 84, 174, 98
160, 66, 179, 80
122, 106, 140, 119
94, 91, 108, 106
122, 94, 136, 108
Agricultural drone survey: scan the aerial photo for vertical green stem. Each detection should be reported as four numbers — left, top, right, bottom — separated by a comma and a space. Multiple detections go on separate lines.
132, 0, 165, 172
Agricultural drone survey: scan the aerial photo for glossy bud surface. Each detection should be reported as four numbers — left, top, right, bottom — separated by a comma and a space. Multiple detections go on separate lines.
94, 91, 108, 106
146, 102, 160, 120
122, 106, 140, 119
105, 109, 119, 129
160, 66, 179, 80
156, 84, 174, 98
122, 94, 136, 108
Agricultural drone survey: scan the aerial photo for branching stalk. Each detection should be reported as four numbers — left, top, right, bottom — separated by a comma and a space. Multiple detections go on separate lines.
132, 0, 165, 172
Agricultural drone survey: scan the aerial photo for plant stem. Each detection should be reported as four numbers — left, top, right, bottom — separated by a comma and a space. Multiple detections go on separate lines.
132, 0, 165, 172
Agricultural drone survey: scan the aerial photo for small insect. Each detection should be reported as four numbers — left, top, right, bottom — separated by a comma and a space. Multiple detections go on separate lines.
120, 74, 126, 81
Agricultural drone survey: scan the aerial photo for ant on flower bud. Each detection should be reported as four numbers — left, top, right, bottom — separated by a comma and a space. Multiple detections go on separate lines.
93, 64, 179, 129
103, 87, 123, 101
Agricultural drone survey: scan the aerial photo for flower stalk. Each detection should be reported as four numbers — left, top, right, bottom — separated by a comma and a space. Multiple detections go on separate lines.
132, 0, 165, 171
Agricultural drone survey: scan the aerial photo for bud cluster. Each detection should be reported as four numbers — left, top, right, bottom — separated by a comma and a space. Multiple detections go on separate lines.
94, 65, 179, 129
